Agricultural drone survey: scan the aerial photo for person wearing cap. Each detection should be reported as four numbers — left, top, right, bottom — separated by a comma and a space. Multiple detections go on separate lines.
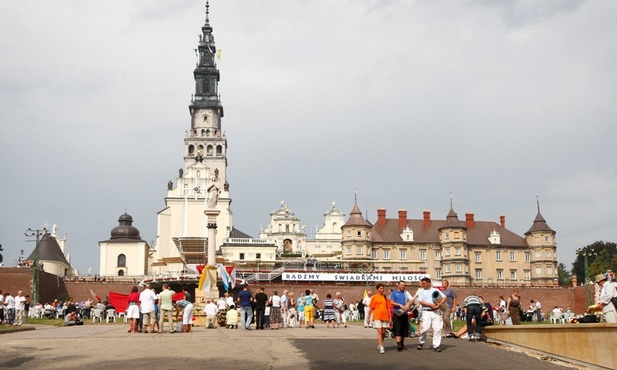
595, 274, 617, 323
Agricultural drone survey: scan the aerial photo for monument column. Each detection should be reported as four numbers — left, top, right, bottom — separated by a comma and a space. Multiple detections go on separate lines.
204, 209, 220, 299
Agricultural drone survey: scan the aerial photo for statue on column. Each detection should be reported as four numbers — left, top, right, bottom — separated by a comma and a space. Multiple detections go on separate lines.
207, 184, 219, 208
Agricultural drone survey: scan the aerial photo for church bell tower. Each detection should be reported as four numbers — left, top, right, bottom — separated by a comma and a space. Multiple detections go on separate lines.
152, 2, 232, 273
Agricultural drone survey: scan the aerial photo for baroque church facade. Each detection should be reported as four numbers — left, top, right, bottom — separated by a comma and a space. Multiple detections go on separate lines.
97, 4, 558, 286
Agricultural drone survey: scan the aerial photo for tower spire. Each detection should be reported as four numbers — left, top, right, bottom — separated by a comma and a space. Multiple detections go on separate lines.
205, 0, 210, 24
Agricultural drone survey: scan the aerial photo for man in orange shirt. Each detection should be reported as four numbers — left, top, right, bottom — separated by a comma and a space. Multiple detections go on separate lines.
368, 283, 392, 354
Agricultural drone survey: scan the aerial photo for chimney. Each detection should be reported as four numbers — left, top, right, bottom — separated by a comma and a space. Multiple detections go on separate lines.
465, 212, 475, 228
423, 210, 431, 228
500, 215, 506, 228
377, 208, 387, 226
398, 209, 407, 228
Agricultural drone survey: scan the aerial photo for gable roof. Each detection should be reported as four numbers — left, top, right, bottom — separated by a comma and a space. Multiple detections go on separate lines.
371, 217, 527, 248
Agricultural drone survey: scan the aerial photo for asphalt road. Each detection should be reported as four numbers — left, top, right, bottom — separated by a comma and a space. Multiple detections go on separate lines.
0, 323, 585, 370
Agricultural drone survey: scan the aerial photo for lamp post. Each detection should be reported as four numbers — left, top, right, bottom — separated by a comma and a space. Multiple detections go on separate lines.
577, 247, 596, 307
24, 227, 47, 304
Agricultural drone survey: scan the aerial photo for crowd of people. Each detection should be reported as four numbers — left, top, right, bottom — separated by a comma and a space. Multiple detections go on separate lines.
2, 271, 615, 342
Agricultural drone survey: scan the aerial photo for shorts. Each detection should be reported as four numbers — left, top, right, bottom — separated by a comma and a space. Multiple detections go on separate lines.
373, 320, 389, 329
141, 311, 155, 325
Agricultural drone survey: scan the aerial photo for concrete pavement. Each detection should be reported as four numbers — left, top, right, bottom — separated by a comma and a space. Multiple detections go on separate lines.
0, 323, 588, 370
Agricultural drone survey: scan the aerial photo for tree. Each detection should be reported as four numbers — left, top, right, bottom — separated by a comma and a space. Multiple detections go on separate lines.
572, 241, 617, 284
557, 263, 571, 286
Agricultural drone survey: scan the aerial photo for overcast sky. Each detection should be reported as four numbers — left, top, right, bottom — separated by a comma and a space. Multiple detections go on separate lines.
1, 0, 615, 275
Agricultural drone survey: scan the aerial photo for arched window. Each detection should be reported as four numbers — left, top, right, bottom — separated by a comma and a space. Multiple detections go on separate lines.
118, 269, 125, 276
117, 254, 126, 267
188, 145, 195, 155
216, 145, 223, 156
201, 129, 206, 136
207, 145, 214, 156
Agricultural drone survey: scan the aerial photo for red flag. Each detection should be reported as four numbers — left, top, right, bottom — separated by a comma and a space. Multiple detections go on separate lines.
90, 289, 101, 302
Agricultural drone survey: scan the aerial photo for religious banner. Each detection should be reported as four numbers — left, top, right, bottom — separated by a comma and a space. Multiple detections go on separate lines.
282, 272, 430, 283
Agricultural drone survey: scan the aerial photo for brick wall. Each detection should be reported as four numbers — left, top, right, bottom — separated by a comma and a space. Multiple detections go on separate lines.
0, 267, 68, 303
1, 268, 588, 315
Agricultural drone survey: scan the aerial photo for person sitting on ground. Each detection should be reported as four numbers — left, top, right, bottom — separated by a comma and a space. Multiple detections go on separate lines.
226, 304, 239, 329
64, 311, 82, 326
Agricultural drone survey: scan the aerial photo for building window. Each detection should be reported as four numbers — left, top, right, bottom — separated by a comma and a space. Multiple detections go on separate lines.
256, 253, 261, 260
510, 270, 517, 280
118, 270, 125, 276
372, 250, 377, 259
346, 247, 352, 255
544, 236, 550, 243
535, 266, 542, 275
524, 270, 531, 280
496, 251, 502, 261
239, 253, 245, 260
455, 248, 461, 256
435, 251, 441, 260
400, 250, 407, 260
476, 269, 482, 280
357, 246, 363, 255
445, 232, 450, 240
346, 231, 351, 237
117, 254, 126, 268
510, 252, 516, 262
545, 250, 551, 257
444, 248, 451, 257
535, 250, 541, 258
357, 231, 362, 237
546, 266, 553, 275
383, 250, 391, 260
475, 253, 481, 263
525, 253, 530, 262
420, 250, 426, 261
455, 264, 462, 273
435, 269, 442, 279
497, 269, 503, 280
445, 264, 451, 273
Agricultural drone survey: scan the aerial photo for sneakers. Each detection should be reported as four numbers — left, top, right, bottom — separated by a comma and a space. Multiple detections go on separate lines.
417, 344, 423, 350
378, 345, 385, 354
433, 347, 442, 353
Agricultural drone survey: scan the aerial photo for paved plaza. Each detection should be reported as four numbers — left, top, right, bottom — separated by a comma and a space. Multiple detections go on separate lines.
1, 323, 584, 370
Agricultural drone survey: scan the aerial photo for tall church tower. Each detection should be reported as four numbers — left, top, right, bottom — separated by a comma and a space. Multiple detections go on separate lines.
151, 3, 232, 274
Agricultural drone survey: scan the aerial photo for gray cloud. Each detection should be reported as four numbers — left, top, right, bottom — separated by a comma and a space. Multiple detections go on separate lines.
1, 0, 615, 273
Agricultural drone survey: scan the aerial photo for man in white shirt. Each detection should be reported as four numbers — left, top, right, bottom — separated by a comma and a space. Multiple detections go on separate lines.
224, 292, 235, 308
417, 277, 446, 352
595, 273, 617, 323
363, 291, 373, 328
205, 299, 218, 328
14, 290, 27, 326
217, 297, 227, 312
139, 284, 157, 333
5, 292, 15, 325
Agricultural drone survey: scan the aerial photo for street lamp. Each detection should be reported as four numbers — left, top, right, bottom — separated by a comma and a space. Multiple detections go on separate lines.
577, 247, 596, 307
24, 227, 47, 303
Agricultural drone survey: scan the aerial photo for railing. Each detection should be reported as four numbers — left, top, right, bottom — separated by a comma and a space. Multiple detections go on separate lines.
223, 238, 273, 244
